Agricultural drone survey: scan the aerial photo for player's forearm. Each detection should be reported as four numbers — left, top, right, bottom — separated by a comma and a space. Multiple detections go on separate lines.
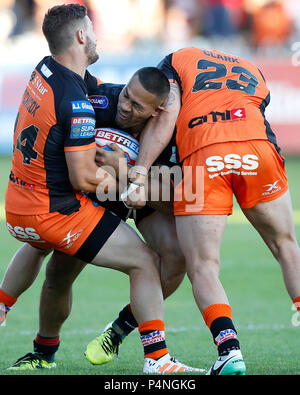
145, 168, 173, 215
135, 114, 174, 172
66, 151, 118, 193
82, 169, 118, 193
70, 168, 117, 193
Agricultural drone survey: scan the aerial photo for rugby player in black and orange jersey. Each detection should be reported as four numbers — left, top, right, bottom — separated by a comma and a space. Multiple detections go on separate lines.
1, 71, 189, 371
1, 5, 201, 374
124, 47, 300, 374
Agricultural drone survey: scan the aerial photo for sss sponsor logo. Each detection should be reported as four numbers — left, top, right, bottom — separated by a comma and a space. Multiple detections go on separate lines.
206, 154, 259, 172
6, 223, 44, 242
189, 108, 246, 128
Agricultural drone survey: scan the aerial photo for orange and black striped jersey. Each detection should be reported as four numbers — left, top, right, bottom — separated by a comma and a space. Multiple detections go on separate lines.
157, 47, 279, 162
5, 56, 100, 215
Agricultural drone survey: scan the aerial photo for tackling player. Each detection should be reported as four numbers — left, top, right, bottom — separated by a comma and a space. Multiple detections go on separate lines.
1, 69, 188, 371
1, 7, 200, 374
123, 47, 300, 375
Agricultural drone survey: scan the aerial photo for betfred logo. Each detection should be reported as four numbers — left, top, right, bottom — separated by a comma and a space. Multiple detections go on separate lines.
72, 117, 96, 126
95, 129, 139, 151
188, 108, 246, 128
70, 117, 96, 139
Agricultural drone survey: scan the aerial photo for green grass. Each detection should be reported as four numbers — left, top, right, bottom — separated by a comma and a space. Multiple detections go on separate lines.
1, 155, 300, 375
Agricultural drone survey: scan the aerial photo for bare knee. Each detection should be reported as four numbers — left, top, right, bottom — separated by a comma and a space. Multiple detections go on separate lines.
269, 233, 299, 262
44, 254, 85, 290
186, 257, 220, 283
128, 248, 161, 278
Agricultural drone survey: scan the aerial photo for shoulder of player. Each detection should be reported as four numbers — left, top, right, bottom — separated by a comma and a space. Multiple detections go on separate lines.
37, 57, 88, 101
88, 82, 124, 98
87, 83, 124, 114
49, 71, 92, 119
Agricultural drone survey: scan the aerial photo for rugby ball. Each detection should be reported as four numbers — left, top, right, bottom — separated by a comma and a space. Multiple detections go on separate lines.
95, 127, 139, 167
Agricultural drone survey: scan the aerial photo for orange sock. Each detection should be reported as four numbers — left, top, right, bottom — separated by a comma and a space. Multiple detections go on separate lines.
203, 304, 233, 328
0, 289, 17, 309
139, 319, 168, 360
293, 296, 300, 312
203, 304, 240, 354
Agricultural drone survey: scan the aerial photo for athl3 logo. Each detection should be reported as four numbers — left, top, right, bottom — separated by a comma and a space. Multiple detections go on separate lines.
262, 180, 281, 196
189, 108, 246, 128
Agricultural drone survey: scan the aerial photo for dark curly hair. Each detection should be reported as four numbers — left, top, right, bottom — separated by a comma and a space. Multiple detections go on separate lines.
42, 4, 87, 55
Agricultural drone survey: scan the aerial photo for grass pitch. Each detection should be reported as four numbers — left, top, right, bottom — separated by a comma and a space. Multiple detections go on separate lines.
0, 155, 300, 376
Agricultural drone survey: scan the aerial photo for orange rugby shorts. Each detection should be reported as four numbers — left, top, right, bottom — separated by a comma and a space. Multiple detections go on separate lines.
6, 194, 121, 262
174, 140, 288, 215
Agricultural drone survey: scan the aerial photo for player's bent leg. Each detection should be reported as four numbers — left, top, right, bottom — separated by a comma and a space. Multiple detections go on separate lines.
90, 219, 163, 324
85, 219, 163, 366
175, 214, 245, 375
175, 215, 229, 311
38, 251, 87, 338
85, 211, 186, 366
85, 220, 202, 373
242, 190, 300, 302
1, 243, 50, 298
0, 244, 51, 326
7, 252, 87, 371
137, 211, 186, 299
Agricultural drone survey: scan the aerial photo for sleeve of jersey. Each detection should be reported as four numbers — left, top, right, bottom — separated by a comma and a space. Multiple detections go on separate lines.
63, 99, 96, 153
157, 54, 179, 84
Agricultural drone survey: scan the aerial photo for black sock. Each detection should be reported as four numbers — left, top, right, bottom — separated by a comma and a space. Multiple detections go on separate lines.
210, 317, 240, 356
112, 304, 138, 339
33, 334, 60, 362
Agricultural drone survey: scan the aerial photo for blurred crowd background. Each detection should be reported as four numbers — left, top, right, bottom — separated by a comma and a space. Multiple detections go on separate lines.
0, 0, 299, 155
1, 0, 299, 58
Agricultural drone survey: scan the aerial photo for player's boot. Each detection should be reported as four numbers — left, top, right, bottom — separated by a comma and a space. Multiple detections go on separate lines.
85, 324, 122, 365
7, 353, 56, 370
143, 353, 205, 374
206, 349, 246, 375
